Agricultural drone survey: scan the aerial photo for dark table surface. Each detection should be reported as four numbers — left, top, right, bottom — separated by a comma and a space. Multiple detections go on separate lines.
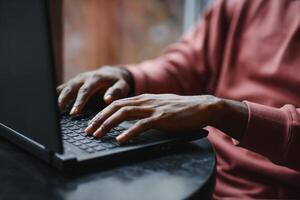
0, 136, 215, 200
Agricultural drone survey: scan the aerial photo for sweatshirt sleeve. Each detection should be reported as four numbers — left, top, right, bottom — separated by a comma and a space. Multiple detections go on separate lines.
124, 0, 230, 95
241, 101, 300, 171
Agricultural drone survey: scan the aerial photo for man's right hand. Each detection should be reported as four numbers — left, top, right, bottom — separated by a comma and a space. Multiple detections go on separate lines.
57, 66, 133, 116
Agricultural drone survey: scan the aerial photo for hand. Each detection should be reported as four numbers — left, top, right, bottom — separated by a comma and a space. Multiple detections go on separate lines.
85, 94, 234, 144
57, 66, 133, 116
85, 94, 249, 144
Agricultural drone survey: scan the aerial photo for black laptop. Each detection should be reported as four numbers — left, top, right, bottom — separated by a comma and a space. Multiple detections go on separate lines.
0, 0, 207, 170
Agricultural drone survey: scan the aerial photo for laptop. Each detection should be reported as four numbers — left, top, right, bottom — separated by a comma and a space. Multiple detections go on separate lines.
0, 0, 207, 171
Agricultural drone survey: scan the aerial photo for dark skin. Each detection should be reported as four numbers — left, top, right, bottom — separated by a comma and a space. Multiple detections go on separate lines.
57, 66, 248, 144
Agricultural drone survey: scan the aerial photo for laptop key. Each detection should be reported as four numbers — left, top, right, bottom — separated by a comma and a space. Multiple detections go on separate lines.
74, 129, 83, 134
94, 139, 103, 144
74, 136, 85, 140
67, 138, 75, 143
110, 140, 120, 147
113, 126, 125, 131
68, 133, 79, 137
73, 141, 82, 146
100, 136, 114, 142
79, 133, 88, 136
94, 145, 106, 151
69, 126, 79, 131
81, 139, 92, 144
64, 130, 73, 134
79, 144, 88, 150
85, 148, 94, 153
108, 131, 120, 137
62, 135, 68, 140
101, 142, 117, 148
87, 143, 98, 148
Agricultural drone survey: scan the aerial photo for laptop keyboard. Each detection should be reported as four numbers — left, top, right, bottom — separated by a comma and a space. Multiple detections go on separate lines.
60, 116, 125, 153
60, 116, 149, 154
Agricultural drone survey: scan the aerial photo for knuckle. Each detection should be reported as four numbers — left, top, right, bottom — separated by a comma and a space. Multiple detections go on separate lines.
138, 93, 150, 99
135, 121, 143, 128
120, 107, 130, 114
63, 86, 72, 93
101, 122, 108, 130
75, 73, 83, 78
77, 72, 88, 79
58, 96, 64, 104
92, 115, 101, 123
74, 75, 84, 82
74, 74, 82, 79
113, 99, 121, 104
157, 111, 169, 118
138, 119, 151, 127
112, 99, 123, 106
79, 87, 89, 94
57, 84, 64, 90
112, 88, 123, 96
111, 102, 120, 110
91, 73, 100, 79
92, 118, 100, 126
74, 99, 84, 107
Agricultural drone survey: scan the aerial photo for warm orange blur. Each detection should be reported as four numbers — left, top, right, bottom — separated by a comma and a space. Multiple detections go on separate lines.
63, 0, 184, 81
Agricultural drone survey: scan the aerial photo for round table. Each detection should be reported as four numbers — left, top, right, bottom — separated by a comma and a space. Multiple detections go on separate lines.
0, 137, 215, 200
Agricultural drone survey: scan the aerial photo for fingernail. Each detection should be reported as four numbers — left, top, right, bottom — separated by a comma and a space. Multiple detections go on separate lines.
70, 107, 77, 115
104, 95, 113, 103
93, 127, 103, 137
84, 125, 92, 134
93, 131, 101, 137
116, 134, 126, 144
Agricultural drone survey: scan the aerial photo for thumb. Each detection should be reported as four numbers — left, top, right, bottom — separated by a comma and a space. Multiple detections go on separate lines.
103, 79, 129, 104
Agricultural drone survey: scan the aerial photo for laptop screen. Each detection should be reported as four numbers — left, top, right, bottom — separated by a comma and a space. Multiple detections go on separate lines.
0, 0, 62, 152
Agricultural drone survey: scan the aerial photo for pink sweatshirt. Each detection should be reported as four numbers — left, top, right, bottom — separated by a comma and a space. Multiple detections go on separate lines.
125, 0, 300, 199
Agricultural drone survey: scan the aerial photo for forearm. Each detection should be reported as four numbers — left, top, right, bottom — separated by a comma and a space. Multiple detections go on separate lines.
123, 1, 230, 96
124, 54, 206, 95
115, 67, 135, 97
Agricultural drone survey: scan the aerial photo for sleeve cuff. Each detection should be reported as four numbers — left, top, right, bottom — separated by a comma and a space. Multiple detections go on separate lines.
240, 101, 291, 164
122, 64, 148, 95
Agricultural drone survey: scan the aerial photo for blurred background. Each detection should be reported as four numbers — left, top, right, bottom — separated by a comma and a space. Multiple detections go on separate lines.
59, 0, 212, 82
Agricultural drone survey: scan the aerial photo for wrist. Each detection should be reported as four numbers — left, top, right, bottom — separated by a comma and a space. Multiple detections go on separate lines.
209, 97, 248, 140
205, 96, 224, 127
117, 67, 135, 96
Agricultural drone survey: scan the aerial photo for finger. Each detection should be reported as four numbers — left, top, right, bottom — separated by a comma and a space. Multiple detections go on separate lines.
111, 93, 150, 103
116, 118, 154, 144
56, 83, 66, 94
86, 99, 141, 133
104, 79, 129, 104
58, 83, 80, 111
91, 106, 153, 137
69, 78, 103, 116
